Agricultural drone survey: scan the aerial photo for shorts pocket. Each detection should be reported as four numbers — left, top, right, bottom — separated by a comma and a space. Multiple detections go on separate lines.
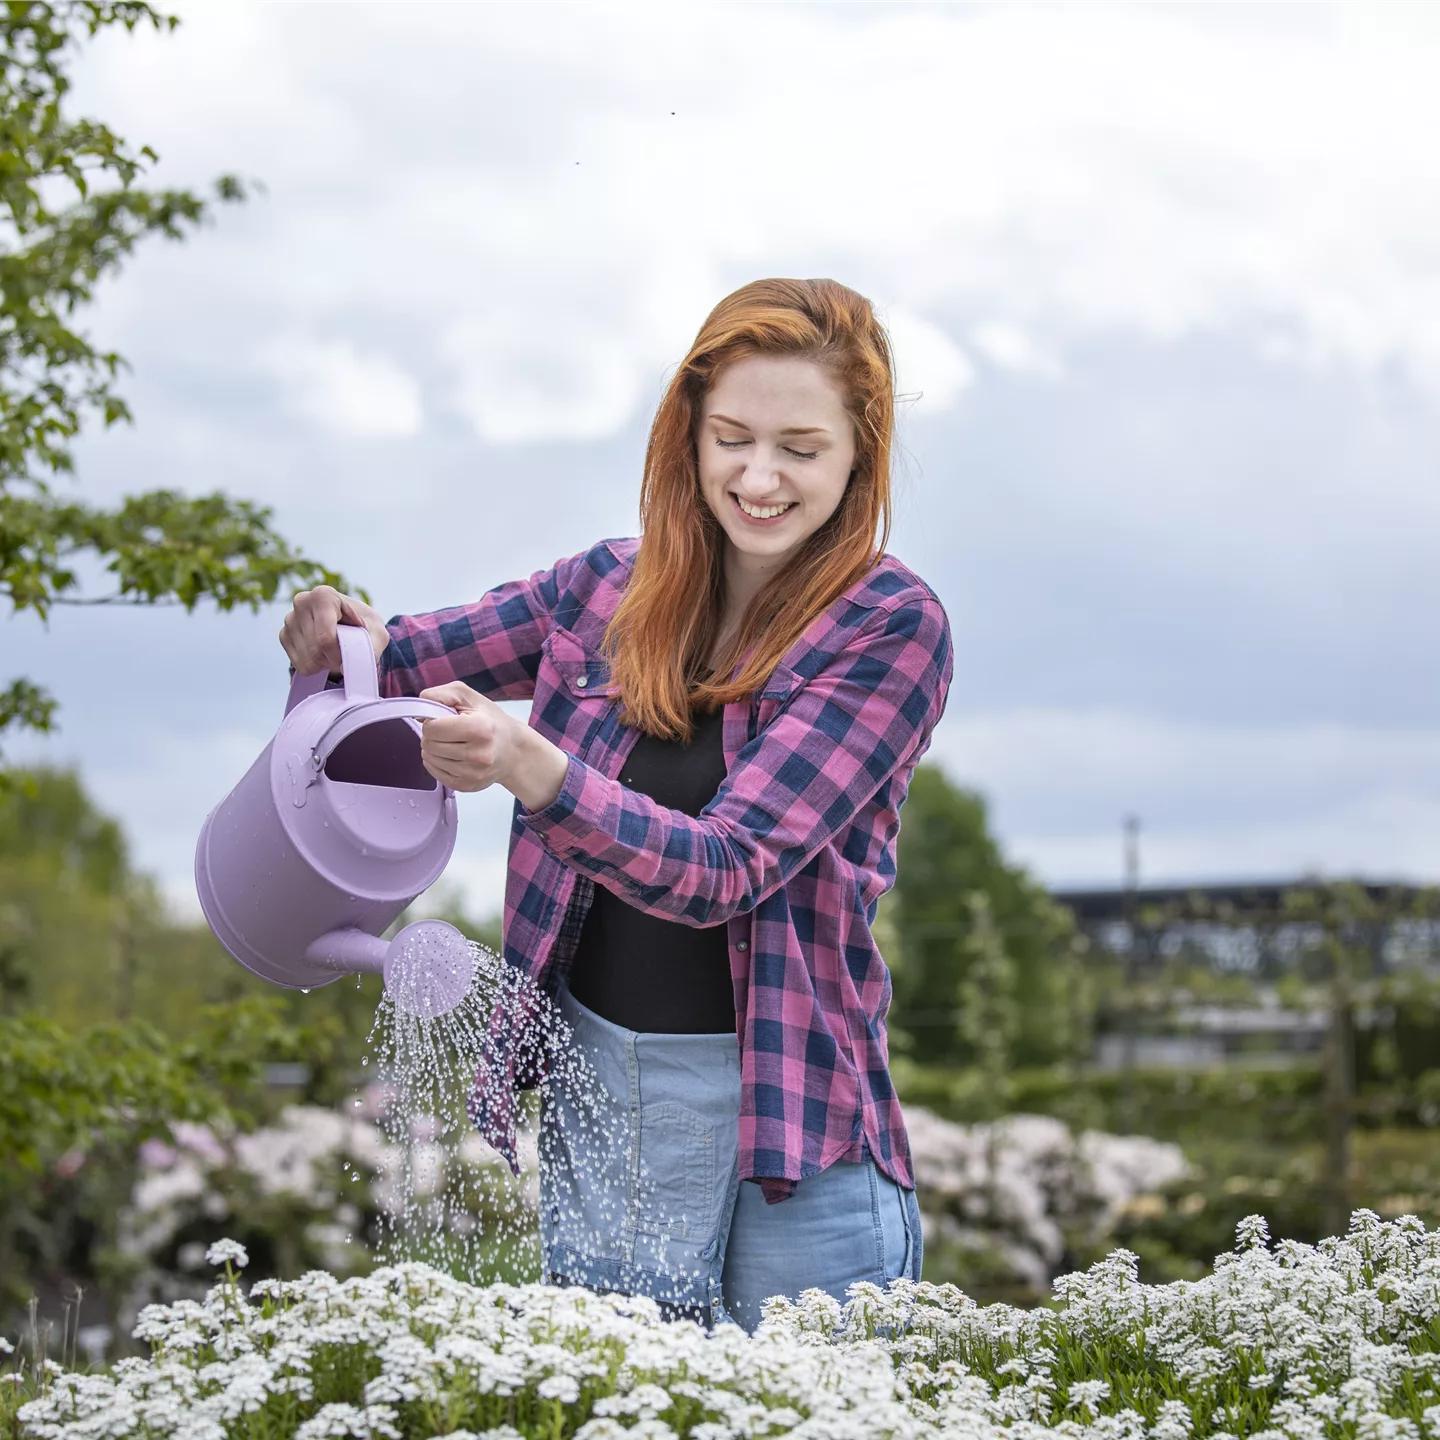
873, 1167, 913, 1283
636, 1103, 717, 1239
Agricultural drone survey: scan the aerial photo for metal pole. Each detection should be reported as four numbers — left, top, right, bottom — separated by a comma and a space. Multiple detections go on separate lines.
1120, 815, 1140, 1131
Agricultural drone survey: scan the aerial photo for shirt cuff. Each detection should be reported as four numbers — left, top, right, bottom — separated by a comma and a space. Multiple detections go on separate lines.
517, 750, 590, 833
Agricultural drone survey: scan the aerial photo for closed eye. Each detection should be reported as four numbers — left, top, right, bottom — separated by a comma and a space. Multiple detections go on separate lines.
714, 438, 820, 461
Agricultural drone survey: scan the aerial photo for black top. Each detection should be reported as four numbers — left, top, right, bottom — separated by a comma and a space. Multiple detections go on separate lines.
567, 706, 736, 1034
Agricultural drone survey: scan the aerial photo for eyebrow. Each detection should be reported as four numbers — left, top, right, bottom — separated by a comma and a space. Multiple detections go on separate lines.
708, 413, 831, 437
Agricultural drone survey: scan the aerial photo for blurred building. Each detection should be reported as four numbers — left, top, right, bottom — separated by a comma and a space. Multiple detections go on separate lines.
1053, 879, 1439, 1070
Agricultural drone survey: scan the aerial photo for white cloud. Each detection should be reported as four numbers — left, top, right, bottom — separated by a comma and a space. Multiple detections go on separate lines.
884, 308, 975, 412
440, 318, 648, 446
72, 3, 1440, 447
969, 321, 1065, 381
255, 335, 423, 440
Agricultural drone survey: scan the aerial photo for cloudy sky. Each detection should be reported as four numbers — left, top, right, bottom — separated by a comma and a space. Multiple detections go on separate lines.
7, 2, 1439, 923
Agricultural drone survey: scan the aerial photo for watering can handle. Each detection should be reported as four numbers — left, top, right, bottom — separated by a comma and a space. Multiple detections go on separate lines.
311, 696, 460, 769
284, 622, 380, 718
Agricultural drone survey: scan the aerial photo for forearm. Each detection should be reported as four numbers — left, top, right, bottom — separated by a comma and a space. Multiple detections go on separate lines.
503, 723, 572, 813
520, 751, 807, 925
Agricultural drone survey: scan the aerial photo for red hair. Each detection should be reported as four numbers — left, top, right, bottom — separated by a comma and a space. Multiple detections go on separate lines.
604, 278, 895, 740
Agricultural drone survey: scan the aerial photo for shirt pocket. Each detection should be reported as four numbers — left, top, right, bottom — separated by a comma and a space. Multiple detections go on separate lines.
542, 626, 618, 698
534, 626, 619, 751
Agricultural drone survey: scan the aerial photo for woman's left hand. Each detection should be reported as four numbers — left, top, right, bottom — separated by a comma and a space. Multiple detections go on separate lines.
417, 682, 569, 810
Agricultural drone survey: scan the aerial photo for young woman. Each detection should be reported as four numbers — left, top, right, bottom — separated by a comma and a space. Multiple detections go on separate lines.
280, 278, 953, 1330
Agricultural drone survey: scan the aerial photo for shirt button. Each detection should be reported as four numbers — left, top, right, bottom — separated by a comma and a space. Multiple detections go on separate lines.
574, 675, 588, 689
736, 939, 749, 952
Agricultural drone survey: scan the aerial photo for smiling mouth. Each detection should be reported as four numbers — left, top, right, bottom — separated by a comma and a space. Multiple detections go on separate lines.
733, 494, 797, 521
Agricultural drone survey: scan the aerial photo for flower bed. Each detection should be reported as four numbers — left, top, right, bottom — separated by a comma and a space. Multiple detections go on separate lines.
14, 1211, 1440, 1439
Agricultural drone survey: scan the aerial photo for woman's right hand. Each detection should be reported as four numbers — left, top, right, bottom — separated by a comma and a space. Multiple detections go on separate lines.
279, 585, 390, 678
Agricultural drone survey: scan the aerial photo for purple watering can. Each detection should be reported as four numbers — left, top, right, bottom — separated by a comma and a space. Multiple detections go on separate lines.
194, 623, 476, 1018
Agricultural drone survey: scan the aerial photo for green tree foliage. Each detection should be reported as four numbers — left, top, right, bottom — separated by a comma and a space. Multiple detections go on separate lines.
0, 761, 385, 1320
0, 996, 339, 1312
0, 1, 360, 773
0, 764, 380, 1089
955, 890, 1017, 1117
0, 762, 156, 1016
888, 762, 1078, 1067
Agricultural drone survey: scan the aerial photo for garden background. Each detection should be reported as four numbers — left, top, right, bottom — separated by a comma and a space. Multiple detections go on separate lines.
5, 0, 1440, 1392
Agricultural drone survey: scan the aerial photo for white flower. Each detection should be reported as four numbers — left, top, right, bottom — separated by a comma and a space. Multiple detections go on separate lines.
205, 1238, 249, 1269
296, 1403, 401, 1440
537, 1373, 581, 1403
26, 1214, 1440, 1440
1067, 1377, 1110, 1411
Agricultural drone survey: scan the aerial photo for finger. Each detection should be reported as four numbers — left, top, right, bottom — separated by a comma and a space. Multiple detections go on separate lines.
283, 601, 334, 676
423, 741, 495, 770
309, 592, 347, 672
417, 708, 483, 743
336, 594, 364, 626
420, 682, 479, 710
423, 754, 491, 792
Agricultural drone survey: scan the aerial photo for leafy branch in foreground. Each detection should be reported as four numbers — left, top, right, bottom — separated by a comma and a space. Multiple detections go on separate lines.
1, 2, 363, 771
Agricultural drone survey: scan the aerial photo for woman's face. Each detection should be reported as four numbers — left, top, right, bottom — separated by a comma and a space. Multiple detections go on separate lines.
696, 354, 857, 576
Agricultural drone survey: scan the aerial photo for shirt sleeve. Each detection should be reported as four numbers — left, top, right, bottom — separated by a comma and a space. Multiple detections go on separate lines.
518, 594, 952, 925
377, 549, 583, 702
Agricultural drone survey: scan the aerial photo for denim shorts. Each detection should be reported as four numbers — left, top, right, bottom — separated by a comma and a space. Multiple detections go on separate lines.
540, 984, 922, 1329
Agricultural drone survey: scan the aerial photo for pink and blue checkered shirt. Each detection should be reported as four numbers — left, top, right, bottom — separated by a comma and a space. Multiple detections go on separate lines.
378, 538, 953, 1201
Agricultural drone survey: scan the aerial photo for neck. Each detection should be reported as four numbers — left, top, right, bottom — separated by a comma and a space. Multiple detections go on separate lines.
710, 542, 784, 668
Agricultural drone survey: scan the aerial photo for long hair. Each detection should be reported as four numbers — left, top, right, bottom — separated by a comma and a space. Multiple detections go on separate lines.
604, 278, 895, 740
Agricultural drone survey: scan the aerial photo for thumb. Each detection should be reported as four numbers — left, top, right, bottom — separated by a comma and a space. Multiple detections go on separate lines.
336, 594, 368, 628
419, 681, 482, 713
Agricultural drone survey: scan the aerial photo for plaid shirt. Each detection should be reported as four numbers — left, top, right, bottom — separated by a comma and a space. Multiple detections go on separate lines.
378, 538, 953, 1201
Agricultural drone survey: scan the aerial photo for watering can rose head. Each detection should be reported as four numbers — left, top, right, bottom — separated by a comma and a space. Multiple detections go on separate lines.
194, 623, 478, 1019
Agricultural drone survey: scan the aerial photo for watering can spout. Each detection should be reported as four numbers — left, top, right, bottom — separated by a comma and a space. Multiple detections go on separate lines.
303, 920, 476, 1019
304, 927, 388, 974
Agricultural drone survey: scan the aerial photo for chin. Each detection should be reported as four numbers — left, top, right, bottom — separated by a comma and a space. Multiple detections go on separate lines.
729, 529, 796, 558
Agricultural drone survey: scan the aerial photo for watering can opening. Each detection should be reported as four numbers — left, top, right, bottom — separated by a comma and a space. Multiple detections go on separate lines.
323, 717, 436, 792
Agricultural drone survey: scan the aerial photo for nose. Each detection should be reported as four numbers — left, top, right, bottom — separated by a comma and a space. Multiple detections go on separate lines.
737, 449, 783, 496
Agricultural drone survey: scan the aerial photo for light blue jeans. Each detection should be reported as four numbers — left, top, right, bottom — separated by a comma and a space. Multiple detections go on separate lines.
540, 985, 922, 1330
